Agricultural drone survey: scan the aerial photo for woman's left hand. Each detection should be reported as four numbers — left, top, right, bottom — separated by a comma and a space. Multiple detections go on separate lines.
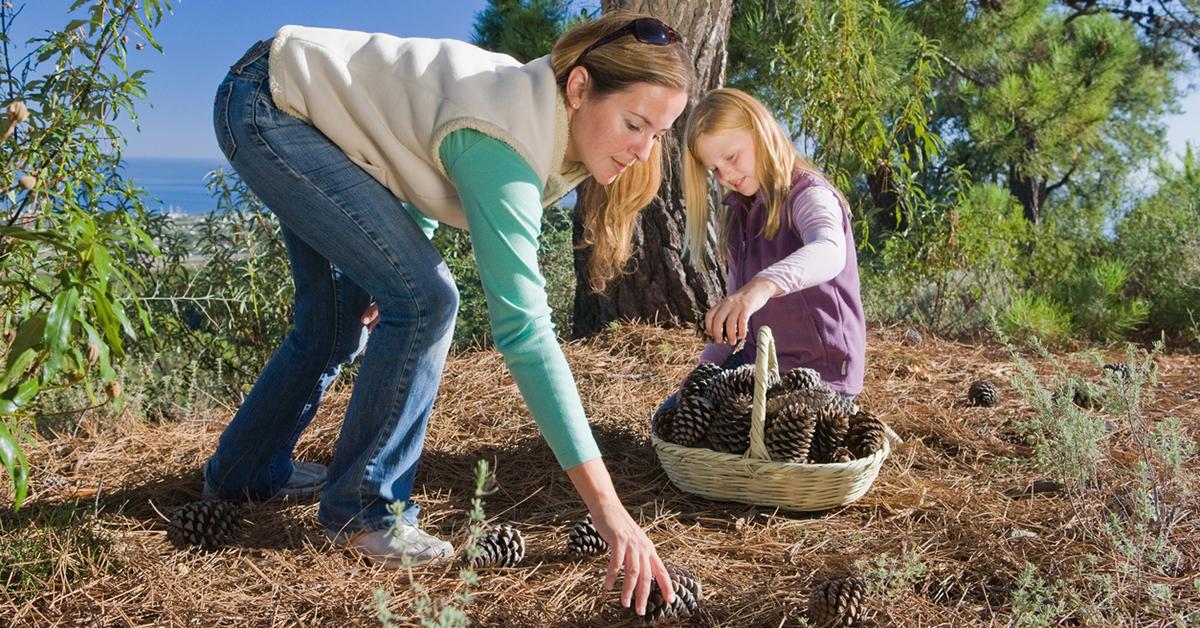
361, 302, 381, 333
704, 277, 782, 345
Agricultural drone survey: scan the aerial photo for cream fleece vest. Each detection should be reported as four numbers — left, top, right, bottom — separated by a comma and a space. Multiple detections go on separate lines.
267, 25, 589, 229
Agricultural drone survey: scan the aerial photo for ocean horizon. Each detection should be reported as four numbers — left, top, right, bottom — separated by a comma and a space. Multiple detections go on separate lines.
123, 156, 229, 216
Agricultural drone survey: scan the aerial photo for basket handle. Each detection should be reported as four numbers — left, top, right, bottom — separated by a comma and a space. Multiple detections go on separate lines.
745, 325, 779, 461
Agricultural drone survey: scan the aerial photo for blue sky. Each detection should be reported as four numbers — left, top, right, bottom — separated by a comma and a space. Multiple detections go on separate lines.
7, 1, 1199, 161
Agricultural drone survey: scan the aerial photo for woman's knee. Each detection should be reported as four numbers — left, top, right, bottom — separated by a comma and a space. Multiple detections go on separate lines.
376, 266, 459, 329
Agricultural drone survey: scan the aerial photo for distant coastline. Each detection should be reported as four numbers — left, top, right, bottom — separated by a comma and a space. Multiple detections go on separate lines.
122, 156, 229, 216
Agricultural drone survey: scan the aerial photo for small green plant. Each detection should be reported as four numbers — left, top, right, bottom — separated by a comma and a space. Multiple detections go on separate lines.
1065, 258, 1149, 341
1008, 563, 1067, 627
855, 549, 927, 600
373, 459, 494, 627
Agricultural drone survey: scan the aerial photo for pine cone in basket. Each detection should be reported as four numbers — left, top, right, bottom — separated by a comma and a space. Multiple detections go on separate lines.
640, 564, 702, 624
168, 500, 242, 550
681, 362, 724, 399
809, 400, 853, 464
845, 410, 886, 458
807, 575, 866, 627
705, 364, 755, 406
769, 366, 824, 396
667, 395, 715, 447
764, 395, 819, 463
566, 514, 608, 557
470, 524, 525, 567
652, 405, 677, 441
707, 408, 752, 454
829, 446, 855, 463
764, 386, 836, 419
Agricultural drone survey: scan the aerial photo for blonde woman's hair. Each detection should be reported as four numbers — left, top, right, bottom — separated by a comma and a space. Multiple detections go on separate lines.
551, 11, 693, 292
682, 88, 842, 270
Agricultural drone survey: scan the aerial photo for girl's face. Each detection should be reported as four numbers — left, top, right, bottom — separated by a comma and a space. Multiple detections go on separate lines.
694, 128, 759, 197
564, 69, 688, 185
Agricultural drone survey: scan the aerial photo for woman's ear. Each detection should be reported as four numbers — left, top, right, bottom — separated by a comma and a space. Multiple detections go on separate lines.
565, 65, 590, 110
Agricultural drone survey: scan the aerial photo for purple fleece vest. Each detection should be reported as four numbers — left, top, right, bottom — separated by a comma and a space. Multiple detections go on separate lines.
724, 171, 866, 394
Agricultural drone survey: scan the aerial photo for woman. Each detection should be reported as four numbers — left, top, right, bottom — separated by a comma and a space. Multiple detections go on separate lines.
203, 12, 691, 615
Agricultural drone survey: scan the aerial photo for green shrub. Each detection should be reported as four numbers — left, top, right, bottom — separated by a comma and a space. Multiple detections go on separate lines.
1114, 148, 1200, 345
999, 292, 1074, 347
1064, 257, 1149, 341
0, 0, 169, 508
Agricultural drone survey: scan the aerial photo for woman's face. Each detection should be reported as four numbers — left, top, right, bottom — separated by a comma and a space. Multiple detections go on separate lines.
694, 127, 759, 197
564, 69, 688, 185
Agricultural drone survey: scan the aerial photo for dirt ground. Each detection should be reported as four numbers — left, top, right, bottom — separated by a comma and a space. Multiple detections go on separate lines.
1, 323, 1197, 626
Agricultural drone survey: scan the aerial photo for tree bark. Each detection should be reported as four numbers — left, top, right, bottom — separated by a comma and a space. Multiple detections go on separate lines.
572, 0, 734, 338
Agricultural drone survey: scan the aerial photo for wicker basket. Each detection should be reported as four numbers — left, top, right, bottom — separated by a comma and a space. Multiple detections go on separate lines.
651, 325, 892, 511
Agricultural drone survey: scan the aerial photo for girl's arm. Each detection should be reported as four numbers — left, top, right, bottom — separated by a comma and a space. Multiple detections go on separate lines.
755, 186, 847, 294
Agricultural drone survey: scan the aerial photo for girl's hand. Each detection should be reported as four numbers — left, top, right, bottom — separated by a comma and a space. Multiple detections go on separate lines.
704, 276, 783, 344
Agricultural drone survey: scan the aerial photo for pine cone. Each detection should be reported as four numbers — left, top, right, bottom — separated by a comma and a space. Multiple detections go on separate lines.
471, 524, 525, 567
641, 565, 702, 624
667, 395, 714, 447
829, 447, 855, 463
708, 409, 752, 454
769, 367, 824, 396
168, 500, 241, 550
809, 400, 852, 463
705, 364, 756, 408
1054, 378, 1102, 410
681, 363, 724, 399
1102, 362, 1131, 381
807, 576, 866, 627
967, 379, 999, 407
566, 514, 607, 557
764, 398, 818, 463
902, 328, 924, 345
765, 387, 835, 418
846, 411, 885, 458
653, 405, 677, 441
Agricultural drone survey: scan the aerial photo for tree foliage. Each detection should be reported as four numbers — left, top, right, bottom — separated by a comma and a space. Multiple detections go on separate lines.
0, 0, 170, 509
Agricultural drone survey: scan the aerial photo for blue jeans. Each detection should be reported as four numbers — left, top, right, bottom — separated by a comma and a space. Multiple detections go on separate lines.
203, 39, 458, 534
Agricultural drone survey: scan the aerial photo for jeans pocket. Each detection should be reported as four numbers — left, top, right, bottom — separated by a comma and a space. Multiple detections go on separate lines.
213, 80, 237, 161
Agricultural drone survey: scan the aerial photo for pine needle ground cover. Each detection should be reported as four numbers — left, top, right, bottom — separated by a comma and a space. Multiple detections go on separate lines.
2, 324, 1198, 625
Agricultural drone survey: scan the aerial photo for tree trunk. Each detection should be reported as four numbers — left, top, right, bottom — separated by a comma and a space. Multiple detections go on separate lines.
572, 0, 734, 338
1008, 163, 1046, 225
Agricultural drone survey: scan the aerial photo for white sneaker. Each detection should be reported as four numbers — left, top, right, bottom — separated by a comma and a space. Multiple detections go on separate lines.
202, 461, 328, 501
327, 525, 455, 568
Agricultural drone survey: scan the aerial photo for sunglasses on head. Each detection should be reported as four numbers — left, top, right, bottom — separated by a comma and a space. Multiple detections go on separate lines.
575, 17, 680, 66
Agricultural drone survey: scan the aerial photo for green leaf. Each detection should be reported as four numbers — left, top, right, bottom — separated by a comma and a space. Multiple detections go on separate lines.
6, 313, 47, 371
44, 288, 80, 380
0, 379, 40, 415
0, 421, 29, 511
0, 349, 38, 393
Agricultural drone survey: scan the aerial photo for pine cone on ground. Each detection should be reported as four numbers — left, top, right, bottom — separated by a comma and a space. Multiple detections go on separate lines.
807, 575, 866, 627
566, 514, 607, 557
809, 400, 852, 463
1102, 362, 1131, 381
1054, 378, 1103, 410
168, 500, 242, 550
640, 564, 702, 624
967, 379, 999, 407
764, 397, 818, 463
681, 363, 724, 399
845, 411, 886, 458
470, 524, 525, 567
666, 395, 714, 447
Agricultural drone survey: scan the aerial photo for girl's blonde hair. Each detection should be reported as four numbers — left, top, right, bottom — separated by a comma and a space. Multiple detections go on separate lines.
551, 11, 693, 292
682, 88, 839, 270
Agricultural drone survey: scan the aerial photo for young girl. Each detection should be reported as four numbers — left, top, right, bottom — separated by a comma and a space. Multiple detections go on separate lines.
681, 88, 866, 397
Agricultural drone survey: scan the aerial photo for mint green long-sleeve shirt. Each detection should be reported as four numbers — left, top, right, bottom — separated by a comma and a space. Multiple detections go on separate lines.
429, 128, 601, 469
